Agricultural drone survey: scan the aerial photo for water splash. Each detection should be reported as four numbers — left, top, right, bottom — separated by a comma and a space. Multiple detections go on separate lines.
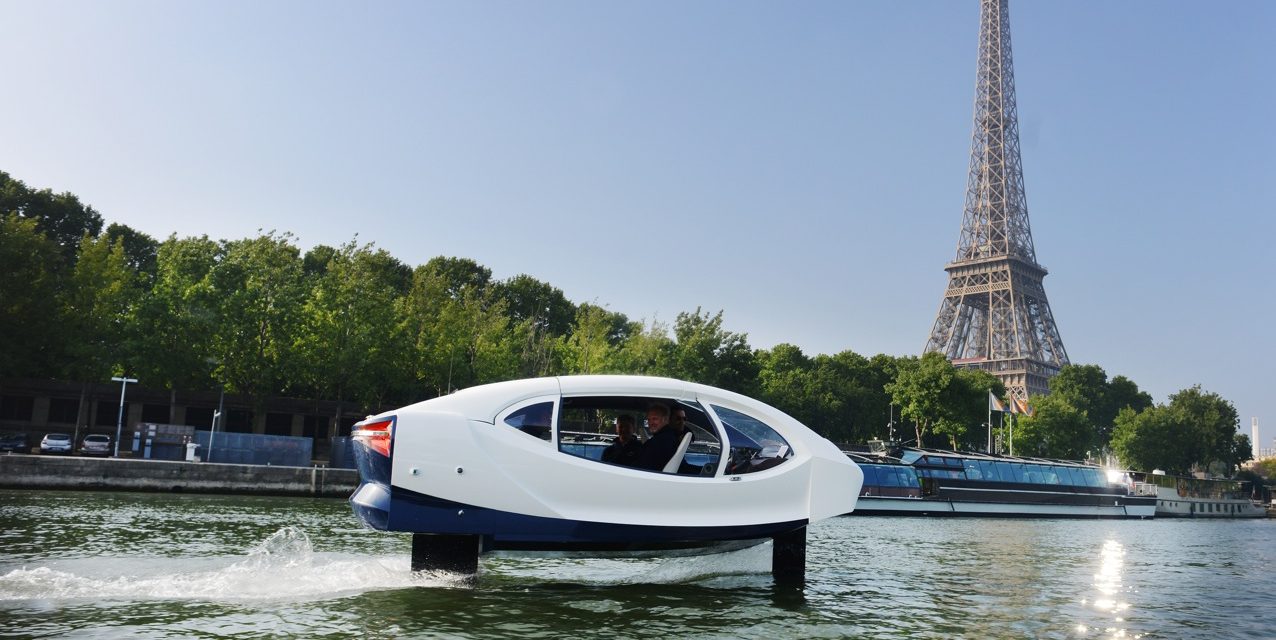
0, 526, 444, 602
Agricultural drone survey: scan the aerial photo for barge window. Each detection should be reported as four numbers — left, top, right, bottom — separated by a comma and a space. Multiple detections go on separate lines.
860, 465, 881, 486
964, 461, 983, 480
976, 460, 1001, 482
1054, 467, 1078, 486
880, 467, 901, 487
900, 468, 920, 488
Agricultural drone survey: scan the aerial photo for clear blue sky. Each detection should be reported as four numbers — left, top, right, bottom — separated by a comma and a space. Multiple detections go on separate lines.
3, 1, 1272, 447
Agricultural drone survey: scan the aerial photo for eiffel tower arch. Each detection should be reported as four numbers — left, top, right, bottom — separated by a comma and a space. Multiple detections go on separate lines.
924, 0, 1069, 406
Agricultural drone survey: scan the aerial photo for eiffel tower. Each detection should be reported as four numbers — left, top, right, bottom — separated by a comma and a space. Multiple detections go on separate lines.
924, 0, 1069, 406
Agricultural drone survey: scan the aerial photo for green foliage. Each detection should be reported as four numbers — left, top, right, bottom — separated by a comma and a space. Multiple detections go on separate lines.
400, 260, 517, 395
1111, 406, 1194, 473
755, 346, 900, 444
295, 241, 412, 416
62, 233, 141, 381
104, 223, 159, 280
495, 274, 575, 337
667, 308, 758, 394
130, 235, 220, 391
0, 170, 103, 261
886, 352, 952, 447
1168, 386, 1240, 472
560, 303, 624, 374
1110, 387, 1244, 474
0, 214, 66, 377
1049, 364, 1152, 448
208, 232, 305, 409
1251, 457, 1276, 480
1013, 393, 1095, 459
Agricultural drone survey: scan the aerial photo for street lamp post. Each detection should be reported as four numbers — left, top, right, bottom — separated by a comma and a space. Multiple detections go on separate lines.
111, 376, 138, 457
209, 409, 221, 463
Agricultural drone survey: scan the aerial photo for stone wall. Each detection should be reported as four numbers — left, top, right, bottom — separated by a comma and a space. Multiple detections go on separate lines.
0, 454, 358, 497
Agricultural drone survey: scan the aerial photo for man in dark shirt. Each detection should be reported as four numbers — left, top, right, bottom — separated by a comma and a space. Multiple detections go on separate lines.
635, 403, 681, 471
601, 415, 642, 466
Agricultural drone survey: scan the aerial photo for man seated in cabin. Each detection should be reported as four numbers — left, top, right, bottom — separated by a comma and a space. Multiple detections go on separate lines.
634, 403, 682, 471
601, 415, 642, 467
668, 407, 701, 474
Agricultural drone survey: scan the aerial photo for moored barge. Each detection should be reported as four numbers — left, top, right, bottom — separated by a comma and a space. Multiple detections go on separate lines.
846, 446, 1155, 519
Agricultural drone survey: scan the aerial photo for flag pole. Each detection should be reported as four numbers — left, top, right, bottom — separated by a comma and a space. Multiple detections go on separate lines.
1009, 412, 1014, 456
987, 389, 992, 454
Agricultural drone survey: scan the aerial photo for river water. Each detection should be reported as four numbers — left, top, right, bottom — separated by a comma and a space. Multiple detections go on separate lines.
1, 490, 1271, 639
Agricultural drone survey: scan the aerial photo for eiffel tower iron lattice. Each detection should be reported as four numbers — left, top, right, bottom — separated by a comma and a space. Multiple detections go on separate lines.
924, 0, 1069, 406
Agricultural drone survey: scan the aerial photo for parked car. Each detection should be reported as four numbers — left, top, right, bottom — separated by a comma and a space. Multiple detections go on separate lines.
39, 433, 74, 455
80, 434, 112, 456
0, 432, 28, 453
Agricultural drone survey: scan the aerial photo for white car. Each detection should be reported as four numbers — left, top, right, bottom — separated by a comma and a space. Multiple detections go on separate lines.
39, 433, 74, 455
80, 434, 112, 456
350, 375, 863, 583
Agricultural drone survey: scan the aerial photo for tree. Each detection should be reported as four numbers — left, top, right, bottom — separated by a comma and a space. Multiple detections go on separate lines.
1106, 375, 1153, 423
886, 352, 953, 447
103, 223, 159, 281
945, 368, 1004, 451
495, 274, 575, 337
1111, 405, 1195, 473
1049, 364, 1153, 449
1167, 385, 1240, 472
668, 308, 758, 394
208, 232, 305, 425
611, 320, 674, 376
560, 303, 627, 374
295, 241, 412, 436
0, 214, 66, 378
131, 235, 221, 393
1218, 433, 1254, 477
0, 170, 103, 261
62, 233, 141, 382
1013, 393, 1095, 459
401, 260, 517, 395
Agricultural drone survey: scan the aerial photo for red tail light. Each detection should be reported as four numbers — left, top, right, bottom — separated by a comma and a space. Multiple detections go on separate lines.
353, 417, 395, 457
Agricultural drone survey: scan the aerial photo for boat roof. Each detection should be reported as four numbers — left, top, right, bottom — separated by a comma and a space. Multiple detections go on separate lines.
851, 447, 1100, 469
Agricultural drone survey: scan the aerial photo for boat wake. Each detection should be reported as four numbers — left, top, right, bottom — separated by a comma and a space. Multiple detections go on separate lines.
484, 540, 773, 585
0, 526, 454, 602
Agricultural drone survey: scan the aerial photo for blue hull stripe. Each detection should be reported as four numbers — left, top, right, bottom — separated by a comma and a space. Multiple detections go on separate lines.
351, 482, 806, 551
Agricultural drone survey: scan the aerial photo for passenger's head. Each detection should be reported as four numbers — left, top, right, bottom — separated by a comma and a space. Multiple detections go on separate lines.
615, 415, 635, 441
646, 403, 670, 433
670, 407, 688, 431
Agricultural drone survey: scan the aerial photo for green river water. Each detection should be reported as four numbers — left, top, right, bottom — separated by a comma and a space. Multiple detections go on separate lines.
1, 490, 1272, 639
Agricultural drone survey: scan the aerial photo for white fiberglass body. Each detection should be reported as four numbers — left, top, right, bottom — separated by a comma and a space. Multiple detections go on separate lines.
350, 375, 861, 553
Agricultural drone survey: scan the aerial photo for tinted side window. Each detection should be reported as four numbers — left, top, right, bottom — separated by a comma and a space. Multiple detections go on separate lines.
713, 405, 791, 475
504, 402, 554, 441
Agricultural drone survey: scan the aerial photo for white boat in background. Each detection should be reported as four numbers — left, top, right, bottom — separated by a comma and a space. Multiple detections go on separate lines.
349, 375, 862, 584
1131, 470, 1267, 518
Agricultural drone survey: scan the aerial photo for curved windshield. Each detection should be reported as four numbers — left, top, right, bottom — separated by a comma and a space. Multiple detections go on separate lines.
711, 405, 791, 475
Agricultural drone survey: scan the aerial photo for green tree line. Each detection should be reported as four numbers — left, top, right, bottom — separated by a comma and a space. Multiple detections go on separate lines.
0, 170, 1248, 473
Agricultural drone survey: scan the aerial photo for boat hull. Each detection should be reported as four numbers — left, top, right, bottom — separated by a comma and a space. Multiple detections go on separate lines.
850, 495, 1155, 519
352, 482, 808, 552
1143, 484, 1267, 519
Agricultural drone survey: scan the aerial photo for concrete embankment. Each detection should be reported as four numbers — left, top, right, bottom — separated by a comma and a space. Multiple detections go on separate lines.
0, 454, 358, 497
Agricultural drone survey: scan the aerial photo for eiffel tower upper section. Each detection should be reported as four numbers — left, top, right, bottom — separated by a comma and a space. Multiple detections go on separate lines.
924, 0, 1069, 404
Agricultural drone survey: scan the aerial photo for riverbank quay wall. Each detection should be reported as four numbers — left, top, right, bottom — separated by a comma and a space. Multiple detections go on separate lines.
0, 454, 358, 497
